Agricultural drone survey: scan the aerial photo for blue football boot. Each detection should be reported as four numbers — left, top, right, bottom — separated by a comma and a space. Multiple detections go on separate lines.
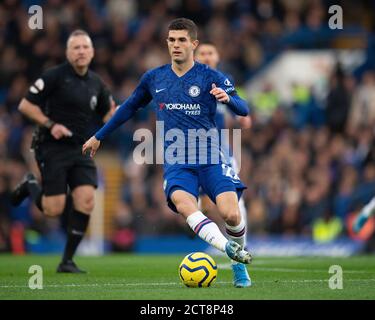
225, 241, 252, 264
232, 263, 252, 288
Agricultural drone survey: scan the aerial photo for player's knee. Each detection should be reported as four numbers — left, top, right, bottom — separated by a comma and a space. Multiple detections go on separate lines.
222, 210, 241, 225
75, 195, 95, 214
84, 197, 95, 213
43, 201, 65, 217
175, 200, 196, 216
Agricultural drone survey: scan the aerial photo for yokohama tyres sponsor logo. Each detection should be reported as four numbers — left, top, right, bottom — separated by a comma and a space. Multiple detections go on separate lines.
159, 103, 201, 111
159, 103, 201, 115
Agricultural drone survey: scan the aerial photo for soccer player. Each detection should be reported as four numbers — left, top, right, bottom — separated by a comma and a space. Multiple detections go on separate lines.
195, 42, 251, 243
10, 30, 115, 273
83, 18, 252, 287
353, 196, 375, 233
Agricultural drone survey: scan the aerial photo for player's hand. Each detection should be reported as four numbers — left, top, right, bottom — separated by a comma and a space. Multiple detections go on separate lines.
82, 136, 101, 158
50, 124, 73, 140
210, 83, 230, 103
238, 115, 252, 129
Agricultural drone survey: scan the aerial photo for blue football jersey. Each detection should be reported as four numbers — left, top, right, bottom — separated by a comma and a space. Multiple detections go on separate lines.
95, 62, 248, 171
138, 62, 236, 170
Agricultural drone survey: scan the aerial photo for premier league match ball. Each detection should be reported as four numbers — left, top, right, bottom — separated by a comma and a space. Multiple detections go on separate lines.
178, 252, 218, 288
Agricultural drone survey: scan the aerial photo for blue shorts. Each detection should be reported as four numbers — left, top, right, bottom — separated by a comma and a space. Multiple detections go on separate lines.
199, 155, 240, 196
163, 163, 247, 213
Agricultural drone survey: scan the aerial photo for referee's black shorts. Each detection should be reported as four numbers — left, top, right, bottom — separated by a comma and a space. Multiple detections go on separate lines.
34, 142, 98, 196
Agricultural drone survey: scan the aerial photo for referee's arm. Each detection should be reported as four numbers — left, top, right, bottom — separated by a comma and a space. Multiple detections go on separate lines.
101, 96, 117, 123
18, 99, 72, 139
19, 98, 52, 128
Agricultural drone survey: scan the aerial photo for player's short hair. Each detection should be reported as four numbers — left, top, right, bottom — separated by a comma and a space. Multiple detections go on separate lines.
198, 41, 216, 47
195, 42, 218, 57
67, 29, 92, 47
196, 42, 217, 51
168, 18, 198, 40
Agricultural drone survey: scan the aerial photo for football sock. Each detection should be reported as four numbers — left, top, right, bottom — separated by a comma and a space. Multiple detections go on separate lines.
63, 193, 73, 216
238, 197, 248, 246
225, 217, 246, 264
186, 211, 228, 252
62, 210, 90, 263
27, 180, 43, 212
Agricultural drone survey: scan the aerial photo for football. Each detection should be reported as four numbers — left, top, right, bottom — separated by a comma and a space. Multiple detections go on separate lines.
178, 252, 218, 288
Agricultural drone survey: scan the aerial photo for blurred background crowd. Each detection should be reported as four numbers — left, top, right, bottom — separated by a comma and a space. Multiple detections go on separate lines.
1, 0, 375, 253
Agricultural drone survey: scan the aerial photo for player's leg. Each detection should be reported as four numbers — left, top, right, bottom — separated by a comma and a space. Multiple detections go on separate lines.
57, 151, 98, 273
238, 197, 248, 246
216, 191, 252, 288
199, 164, 251, 257
199, 164, 251, 287
198, 191, 223, 237
353, 196, 375, 233
230, 156, 248, 248
42, 194, 67, 216
56, 185, 94, 273
170, 189, 229, 252
216, 191, 246, 248
165, 168, 235, 254
11, 144, 72, 217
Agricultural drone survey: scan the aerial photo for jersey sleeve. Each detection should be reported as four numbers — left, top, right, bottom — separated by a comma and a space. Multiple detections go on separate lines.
94, 71, 153, 140
25, 68, 59, 107
125, 71, 153, 109
96, 81, 112, 118
212, 70, 249, 116
212, 70, 236, 96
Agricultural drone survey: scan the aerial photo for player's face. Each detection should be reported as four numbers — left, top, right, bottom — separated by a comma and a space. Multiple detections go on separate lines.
167, 30, 198, 64
66, 35, 94, 69
195, 44, 219, 69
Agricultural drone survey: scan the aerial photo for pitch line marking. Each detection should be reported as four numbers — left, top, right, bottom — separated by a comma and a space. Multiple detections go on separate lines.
1, 279, 375, 289
217, 263, 371, 273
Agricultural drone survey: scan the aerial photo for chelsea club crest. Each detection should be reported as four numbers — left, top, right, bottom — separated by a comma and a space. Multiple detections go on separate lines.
188, 85, 200, 97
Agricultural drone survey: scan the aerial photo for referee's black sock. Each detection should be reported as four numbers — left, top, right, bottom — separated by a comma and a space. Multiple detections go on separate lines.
63, 193, 73, 216
62, 210, 90, 263
27, 181, 43, 212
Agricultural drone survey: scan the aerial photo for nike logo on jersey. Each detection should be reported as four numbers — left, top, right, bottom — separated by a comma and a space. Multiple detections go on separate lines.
156, 88, 166, 93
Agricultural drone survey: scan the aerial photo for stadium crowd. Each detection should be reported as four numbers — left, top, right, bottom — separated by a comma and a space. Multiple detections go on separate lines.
1, 0, 375, 252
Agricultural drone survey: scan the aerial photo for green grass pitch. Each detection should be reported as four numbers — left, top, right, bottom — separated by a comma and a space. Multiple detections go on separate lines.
0, 254, 374, 300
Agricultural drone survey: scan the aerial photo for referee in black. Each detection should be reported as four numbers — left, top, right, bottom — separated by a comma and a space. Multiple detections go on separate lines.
11, 30, 115, 273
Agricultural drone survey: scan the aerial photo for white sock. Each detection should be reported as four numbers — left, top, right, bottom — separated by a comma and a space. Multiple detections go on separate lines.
238, 197, 248, 246
186, 211, 228, 252
225, 218, 246, 265
225, 217, 246, 249
362, 197, 375, 218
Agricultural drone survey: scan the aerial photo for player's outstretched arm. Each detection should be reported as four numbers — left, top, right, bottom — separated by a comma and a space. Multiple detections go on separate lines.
83, 100, 137, 157
82, 98, 140, 158
94, 73, 152, 142
225, 93, 249, 116
94, 98, 138, 141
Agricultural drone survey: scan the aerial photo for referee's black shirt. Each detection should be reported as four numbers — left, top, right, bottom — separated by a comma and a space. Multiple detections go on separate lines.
25, 62, 111, 145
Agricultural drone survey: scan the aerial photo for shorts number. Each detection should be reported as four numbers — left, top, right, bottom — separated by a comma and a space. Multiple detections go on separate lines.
222, 164, 239, 181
